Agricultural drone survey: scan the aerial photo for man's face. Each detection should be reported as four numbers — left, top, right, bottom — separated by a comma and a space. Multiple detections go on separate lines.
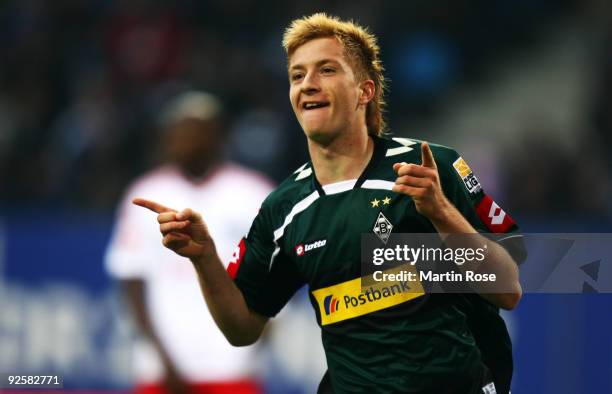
164, 118, 222, 169
288, 37, 364, 143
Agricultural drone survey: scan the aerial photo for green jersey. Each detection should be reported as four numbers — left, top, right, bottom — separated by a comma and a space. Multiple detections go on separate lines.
227, 136, 522, 393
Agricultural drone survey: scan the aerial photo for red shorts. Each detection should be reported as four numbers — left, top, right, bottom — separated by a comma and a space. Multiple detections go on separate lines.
135, 380, 261, 394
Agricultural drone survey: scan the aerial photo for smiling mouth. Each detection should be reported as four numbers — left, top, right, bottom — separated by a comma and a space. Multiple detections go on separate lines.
302, 102, 330, 111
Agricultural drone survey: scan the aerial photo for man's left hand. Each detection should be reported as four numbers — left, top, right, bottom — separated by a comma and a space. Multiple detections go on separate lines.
392, 142, 451, 222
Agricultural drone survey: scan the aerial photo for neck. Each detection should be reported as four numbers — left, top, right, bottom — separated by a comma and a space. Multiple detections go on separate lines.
308, 128, 374, 185
178, 157, 218, 181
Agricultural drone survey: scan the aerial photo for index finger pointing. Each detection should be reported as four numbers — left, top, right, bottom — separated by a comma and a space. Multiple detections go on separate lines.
133, 198, 176, 214
421, 142, 437, 169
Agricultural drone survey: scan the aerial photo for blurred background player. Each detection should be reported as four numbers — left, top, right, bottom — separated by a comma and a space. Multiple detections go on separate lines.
104, 91, 273, 394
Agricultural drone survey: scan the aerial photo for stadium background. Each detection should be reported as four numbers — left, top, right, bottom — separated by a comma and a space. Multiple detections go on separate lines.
1, 0, 611, 392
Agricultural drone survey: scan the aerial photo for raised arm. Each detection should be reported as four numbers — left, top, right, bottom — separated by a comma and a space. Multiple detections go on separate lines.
132, 198, 268, 346
392, 143, 522, 310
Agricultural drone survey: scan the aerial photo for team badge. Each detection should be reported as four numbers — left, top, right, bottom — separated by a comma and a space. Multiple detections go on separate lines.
452, 157, 481, 195
373, 212, 393, 244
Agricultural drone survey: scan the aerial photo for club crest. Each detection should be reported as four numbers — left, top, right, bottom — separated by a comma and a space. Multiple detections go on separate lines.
373, 212, 393, 244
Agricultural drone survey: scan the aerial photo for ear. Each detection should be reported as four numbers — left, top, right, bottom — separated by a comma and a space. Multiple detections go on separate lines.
359, 80, 375, 106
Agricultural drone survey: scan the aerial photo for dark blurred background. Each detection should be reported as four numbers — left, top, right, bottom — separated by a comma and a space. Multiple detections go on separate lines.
1, 0, 611, 393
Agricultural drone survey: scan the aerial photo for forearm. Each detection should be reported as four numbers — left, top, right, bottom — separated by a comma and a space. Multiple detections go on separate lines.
430, 201, 522, 310
190, 246, 267, 346
132, 199, 268, 345
122, 280, 174, 363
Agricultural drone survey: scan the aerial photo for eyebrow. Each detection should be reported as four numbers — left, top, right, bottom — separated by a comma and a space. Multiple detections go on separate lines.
289, 58, 342, 72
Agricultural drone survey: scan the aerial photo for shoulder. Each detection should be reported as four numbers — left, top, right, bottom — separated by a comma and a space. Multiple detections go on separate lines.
212, 163, 276, 203
259, 162, 315, 219
377, 136, 465, 175
124, 165, 184, 198
427, 141, 462, 169
363, 136, 457, 182
377, 136, 459, 164
218, 163, 276, 191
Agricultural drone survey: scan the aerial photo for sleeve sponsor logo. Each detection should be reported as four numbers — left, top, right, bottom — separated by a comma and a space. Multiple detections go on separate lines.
481, 382, 497, 394
475, 195, 516, 233
227, 238, 246, 279
452, 157, 482, 195
311, 263, 424, 326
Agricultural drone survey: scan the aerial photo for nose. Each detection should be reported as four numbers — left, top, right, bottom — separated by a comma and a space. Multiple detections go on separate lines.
300, 71, 320, 95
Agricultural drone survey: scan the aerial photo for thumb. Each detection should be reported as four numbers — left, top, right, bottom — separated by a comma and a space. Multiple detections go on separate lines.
393, 162, 406, 173
421, 142, 437, 169
176, 208, 204, 224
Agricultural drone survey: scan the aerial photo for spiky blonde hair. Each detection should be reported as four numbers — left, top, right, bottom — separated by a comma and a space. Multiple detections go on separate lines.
283, 13, 387, 136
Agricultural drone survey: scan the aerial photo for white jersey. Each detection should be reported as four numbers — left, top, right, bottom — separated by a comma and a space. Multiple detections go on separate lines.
105, 163, 273, 383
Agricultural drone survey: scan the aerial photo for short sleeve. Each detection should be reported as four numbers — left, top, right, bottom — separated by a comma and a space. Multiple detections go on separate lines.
437, 147, 527, 264
105, 187, 157, 279
227, 203, 305, 317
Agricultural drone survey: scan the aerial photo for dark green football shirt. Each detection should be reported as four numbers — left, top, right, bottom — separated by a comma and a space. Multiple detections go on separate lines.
228, 136, 522, 393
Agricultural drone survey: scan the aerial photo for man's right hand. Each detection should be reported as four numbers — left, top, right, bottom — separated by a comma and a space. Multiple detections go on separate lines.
133, 198, 214, 260
133, 198, 268, 346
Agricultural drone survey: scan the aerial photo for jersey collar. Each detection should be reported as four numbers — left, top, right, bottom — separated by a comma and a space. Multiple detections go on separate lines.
312, 136, 386, 197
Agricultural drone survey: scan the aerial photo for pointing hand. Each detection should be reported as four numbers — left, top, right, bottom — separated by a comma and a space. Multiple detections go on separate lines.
133, 198, 214, 260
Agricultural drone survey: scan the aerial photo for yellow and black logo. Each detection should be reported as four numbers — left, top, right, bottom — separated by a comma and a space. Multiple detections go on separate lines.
312, 264, 424, 325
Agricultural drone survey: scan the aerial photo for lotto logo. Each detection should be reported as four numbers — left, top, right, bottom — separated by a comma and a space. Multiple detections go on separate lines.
323, 295, 340, 315
476, 195, 516, 233
295, 239, 327, 256
488, 201, 506, 225
227, 238, 246, 279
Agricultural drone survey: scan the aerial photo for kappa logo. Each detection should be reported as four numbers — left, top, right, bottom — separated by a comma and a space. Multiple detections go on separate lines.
452, 157, 482, 195
373, 212, 393, 244
323, 295, 340, 315
295, 239, 327, 256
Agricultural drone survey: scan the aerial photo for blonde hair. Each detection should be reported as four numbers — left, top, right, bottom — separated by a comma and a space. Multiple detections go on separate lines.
283, 13, 387, 136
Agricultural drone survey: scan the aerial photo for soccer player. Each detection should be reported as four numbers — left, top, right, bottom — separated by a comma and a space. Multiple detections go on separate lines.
134, 14, 524, 393
106, 91, 271, 394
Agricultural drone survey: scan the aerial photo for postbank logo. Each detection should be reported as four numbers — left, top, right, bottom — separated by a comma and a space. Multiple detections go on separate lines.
452, 156, 482, 195
323, 295, 340, 315
311, 264, 425, 326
